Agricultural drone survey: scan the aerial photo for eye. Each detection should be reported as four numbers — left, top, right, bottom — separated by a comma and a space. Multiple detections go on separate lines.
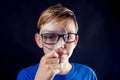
42, 34, 58, 41
47, 35, 57, 39
66, 33, 76, 42
67, 35, 72, 40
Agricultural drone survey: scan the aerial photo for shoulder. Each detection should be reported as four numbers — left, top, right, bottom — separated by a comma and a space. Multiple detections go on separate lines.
17, 64, 39, 80
72, 63, 94, 72
71, 63, 98, 80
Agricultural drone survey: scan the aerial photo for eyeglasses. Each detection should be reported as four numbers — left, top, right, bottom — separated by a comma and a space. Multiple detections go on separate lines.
40, 33, 77, 45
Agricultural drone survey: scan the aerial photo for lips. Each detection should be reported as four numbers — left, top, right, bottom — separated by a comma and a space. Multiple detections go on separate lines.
56, 51, 63, 57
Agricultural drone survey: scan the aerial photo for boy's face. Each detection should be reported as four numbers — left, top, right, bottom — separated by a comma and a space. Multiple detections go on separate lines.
37, 20, 78, 61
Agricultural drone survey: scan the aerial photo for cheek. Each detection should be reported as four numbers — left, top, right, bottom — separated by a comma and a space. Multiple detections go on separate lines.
65, 43, 75, 56
43, 47, 50, 54
66, 43, 76, 50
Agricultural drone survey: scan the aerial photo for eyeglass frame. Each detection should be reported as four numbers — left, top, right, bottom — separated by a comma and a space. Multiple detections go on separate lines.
40, 33, 78, 45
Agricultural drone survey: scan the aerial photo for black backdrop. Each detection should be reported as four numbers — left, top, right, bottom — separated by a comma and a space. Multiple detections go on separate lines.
0, 0, 120, 80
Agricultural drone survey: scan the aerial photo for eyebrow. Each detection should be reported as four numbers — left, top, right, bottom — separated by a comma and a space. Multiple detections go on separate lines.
41, 30, 58, 33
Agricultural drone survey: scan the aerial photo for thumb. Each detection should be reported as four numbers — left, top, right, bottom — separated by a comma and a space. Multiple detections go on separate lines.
60, 54, 68, 68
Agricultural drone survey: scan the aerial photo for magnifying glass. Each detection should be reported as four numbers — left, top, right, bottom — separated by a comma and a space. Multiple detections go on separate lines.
39, 25, 68, 51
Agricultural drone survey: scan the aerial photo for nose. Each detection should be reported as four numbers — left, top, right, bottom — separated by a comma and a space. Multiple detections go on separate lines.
55, 37, 65, 49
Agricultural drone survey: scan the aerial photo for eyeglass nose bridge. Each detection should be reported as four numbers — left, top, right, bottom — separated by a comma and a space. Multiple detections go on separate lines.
57, 34, 67, 43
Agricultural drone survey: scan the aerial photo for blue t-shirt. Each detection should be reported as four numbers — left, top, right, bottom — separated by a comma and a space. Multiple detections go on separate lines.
17, 63, 97, 80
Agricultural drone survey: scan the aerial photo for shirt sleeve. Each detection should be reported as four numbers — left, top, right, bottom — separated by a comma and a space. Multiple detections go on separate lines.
17, 70, 29, 80
88, 68, 98, 80
17, 64, 38, 80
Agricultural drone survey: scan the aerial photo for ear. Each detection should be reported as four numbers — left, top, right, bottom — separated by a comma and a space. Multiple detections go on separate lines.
34, 33, 43, 48
74, 35, 79, 46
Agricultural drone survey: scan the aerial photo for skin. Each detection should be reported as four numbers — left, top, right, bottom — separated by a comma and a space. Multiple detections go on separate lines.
34, 20, 79, 80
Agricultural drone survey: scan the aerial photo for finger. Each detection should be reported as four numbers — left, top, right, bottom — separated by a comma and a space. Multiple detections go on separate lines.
44, 50, 58, 59
50, 64, 61, 69
41, 52, 59, 65
52, 69, 60, 74
49, 65, 60, 74
46, 58, 59, 64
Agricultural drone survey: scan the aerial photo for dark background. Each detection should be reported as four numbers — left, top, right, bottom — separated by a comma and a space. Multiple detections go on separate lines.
0, 0, 120, 80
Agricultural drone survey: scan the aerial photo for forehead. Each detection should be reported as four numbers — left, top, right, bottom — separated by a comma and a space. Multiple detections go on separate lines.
40, 20, 76, 33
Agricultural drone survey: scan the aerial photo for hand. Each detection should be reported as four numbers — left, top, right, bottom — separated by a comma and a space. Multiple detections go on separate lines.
34, 51, 61, 80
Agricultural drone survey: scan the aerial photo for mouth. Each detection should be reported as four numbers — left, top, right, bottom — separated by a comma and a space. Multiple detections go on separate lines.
56, 51, 64, 58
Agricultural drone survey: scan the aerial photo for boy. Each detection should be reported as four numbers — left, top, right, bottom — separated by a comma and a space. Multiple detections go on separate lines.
17, 4, 97, 80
